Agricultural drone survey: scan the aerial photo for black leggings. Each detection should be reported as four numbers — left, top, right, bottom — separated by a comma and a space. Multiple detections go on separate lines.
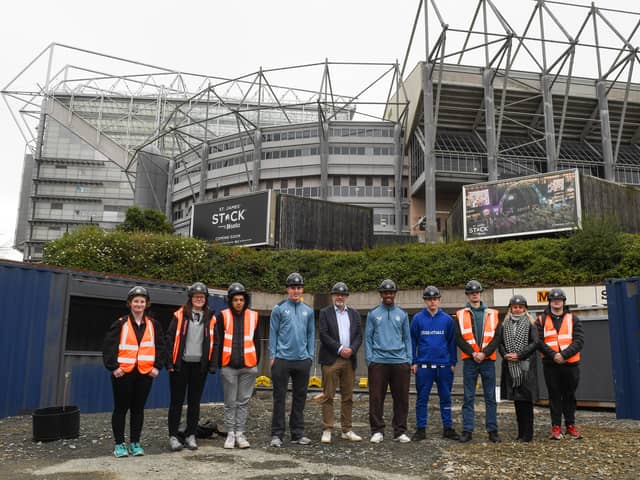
168, 362, 208, 436
111, 371, 153, 444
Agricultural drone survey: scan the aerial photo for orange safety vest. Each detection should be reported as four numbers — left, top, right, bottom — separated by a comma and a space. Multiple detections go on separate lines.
117, 316, 156, 374
456, 308, 499, 360
539, 313, 580, 363
221, 308, 259, 368
171, 307, 216, 365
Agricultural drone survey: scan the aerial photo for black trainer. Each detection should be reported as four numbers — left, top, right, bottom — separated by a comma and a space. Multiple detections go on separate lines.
459, 431, 472, 443
442, 427, 460, 441
411, 428, 426, 441
488, 431, 501, 443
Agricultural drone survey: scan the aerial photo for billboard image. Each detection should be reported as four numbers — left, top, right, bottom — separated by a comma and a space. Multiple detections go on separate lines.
463, 169, 581, 240
191, 190, 276, 247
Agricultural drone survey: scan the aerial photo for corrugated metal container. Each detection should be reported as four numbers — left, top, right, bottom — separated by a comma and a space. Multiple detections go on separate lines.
0, 262, 67, 418
277, 194, 373, 250
0, 260, 225, 417
605, 277, 640, 419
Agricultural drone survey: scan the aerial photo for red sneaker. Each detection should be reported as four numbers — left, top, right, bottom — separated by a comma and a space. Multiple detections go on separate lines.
565, 424, 582, 439
549, 425, 563, 440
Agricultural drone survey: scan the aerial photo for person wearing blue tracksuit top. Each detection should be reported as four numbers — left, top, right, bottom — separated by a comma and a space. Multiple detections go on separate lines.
365, 279, 412, 444
410, 286, 460, 441
269, 272, 315, 447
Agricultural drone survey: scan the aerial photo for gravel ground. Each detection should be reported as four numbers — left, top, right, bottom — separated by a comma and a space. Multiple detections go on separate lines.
1, 390, 639, 480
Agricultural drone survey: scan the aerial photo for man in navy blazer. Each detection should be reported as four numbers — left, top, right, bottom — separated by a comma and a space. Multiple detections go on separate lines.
317, 282, 363, 444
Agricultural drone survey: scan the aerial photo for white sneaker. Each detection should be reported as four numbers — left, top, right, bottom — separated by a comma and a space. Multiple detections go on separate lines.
321, 430, 332, 444
235, 432, 250, 449
224, 432, 236, 449
270, 436, 283, 448
168, 436, 183, 451
291, 436, 311, 445
393, 433, 411, 443
185, 434, 198, 450
341, 431, 362, 442
370, 432, 384, 443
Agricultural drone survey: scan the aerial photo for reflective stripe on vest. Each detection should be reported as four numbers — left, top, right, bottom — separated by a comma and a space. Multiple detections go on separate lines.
172, 307, 216, 364
172, 308, 185, 365
221, 308, 258, 368
117, 316, 155, 374
541, 313, 580, 363
456, 308, 498, 360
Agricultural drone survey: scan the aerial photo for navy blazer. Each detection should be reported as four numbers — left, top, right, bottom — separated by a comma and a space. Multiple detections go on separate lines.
318, 304, 363, 368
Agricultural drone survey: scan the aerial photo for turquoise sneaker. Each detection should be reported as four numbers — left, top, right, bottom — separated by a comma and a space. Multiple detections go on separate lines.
113, 443, 129, 458
128, 442, 145, 456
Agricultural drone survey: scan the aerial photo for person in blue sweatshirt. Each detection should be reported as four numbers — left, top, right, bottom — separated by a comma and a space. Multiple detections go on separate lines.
268, 272, 315, 447
365, 279, 412, 444
410, 286, 460, 441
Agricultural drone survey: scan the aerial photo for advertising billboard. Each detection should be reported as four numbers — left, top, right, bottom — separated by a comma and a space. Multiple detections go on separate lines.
463, 169, 581, 240
191, 190, 276, 247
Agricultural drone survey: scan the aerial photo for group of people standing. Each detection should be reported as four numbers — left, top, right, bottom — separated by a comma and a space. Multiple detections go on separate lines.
103, 281, 260, 457
102, 273, 584, 457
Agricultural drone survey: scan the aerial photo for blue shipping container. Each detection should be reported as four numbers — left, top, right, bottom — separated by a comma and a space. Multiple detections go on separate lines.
605, 277, 640, 420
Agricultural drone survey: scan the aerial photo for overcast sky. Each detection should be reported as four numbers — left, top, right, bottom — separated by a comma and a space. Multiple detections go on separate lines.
1, 0, 638, 259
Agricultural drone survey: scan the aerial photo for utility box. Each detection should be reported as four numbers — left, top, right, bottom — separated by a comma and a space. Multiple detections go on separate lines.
605, 277, 640, 419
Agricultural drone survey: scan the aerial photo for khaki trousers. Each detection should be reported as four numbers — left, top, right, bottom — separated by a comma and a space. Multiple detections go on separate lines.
321, 357, 355, 432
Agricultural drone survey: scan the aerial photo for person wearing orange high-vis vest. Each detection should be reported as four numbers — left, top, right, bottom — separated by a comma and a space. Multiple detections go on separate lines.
215, 283, 260, 449
454, 280, 502, 444
165, 282, 218, 452
103, 286, 166, 458
536, 288, 584, 441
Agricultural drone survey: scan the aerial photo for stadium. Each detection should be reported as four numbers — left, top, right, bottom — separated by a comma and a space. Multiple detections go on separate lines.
4, 0, 640, 260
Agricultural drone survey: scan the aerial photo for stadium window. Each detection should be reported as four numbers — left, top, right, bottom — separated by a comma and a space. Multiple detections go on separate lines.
365, 176, 373, 186
349, 176, 357, 186
224, 186, 230, 196
333, 176, 341, 186
281, 179, 288, 188
296, 177, 303, 187
381, 176, 390, 186
265, 179, 273, 189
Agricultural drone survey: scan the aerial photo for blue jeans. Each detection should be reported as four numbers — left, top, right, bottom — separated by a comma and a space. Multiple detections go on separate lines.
415, 366, 454, 429
462, 358, 497, 433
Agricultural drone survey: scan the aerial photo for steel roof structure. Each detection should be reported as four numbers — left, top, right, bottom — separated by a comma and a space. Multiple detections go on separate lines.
393, 0, 640, 241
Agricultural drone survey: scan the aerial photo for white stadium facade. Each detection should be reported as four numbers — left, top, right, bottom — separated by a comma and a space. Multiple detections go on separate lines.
4, 0, 640, 260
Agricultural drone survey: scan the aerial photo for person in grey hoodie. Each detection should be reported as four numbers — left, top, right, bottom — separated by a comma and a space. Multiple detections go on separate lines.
268, 272, 315, 447
365, 279, 412, 444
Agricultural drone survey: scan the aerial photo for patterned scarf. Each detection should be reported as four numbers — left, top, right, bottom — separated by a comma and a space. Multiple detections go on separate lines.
503, 312, 531, 387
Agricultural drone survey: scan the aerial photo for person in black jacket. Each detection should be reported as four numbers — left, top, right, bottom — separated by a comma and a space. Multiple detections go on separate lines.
536, 288, 584, 440
499, 295, 539, 442
165, 282, 218, 452
102, 286, 166, 458
216, 283, 261, 449
317, 282, 363, 444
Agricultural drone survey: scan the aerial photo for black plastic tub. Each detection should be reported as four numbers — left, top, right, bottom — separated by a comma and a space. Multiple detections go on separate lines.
32, 406, 80, 441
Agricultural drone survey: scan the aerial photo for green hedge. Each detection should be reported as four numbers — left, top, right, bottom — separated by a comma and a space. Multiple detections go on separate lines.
42, 225, 640, 293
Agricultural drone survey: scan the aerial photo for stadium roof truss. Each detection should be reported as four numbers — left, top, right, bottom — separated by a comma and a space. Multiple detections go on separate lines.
397, 0, 640, 241
2, 43, 408, 186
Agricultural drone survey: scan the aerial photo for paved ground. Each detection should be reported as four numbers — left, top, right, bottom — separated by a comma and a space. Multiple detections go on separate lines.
2, 391, 639, 480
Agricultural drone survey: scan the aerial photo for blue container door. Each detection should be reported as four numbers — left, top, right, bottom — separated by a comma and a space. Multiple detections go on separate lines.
605, 277, 640, 420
